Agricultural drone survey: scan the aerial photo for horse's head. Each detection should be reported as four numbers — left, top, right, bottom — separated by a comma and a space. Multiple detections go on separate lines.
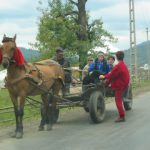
1, 34, 17, 68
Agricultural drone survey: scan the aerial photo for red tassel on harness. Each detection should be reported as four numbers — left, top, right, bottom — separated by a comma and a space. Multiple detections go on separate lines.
13, 47, 25, 65
0, 47, 24, 65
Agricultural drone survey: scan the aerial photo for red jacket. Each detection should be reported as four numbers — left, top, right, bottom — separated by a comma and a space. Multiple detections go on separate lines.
104, 61, 130, 90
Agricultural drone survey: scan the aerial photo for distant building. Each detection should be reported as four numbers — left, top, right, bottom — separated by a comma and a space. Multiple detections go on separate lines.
0, 69, 6, 88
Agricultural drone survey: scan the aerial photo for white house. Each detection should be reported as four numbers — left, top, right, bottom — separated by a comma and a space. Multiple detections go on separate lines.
0, 69, 7, 88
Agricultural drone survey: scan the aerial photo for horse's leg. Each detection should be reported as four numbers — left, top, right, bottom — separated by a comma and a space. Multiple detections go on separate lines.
39, 94, 51, 130
47, 80, 62, 129
9, 94, 18, 137
38, 103, 46, 131
39, 80, 62, 131
14, 95, 26, 138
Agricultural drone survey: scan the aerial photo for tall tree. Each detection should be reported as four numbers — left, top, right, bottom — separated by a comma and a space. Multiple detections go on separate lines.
69, 0, 88, 68
35, 0, 116, 67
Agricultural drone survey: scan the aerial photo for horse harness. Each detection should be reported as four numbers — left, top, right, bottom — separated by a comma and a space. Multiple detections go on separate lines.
4, 63, 43, 87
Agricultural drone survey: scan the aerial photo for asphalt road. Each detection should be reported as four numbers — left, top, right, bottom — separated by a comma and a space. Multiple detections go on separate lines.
0, 91, 150, 150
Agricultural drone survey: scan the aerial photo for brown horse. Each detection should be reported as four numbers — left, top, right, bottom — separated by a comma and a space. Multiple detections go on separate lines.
0, 34, 64, 138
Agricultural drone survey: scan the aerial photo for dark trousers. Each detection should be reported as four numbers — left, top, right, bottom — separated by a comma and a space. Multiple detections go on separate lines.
83, 71, 101, 85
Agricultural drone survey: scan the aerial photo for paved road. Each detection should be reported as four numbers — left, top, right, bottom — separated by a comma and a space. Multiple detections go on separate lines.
0, 91, 150, 150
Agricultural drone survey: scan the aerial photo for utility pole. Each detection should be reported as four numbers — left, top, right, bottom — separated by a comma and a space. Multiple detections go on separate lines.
146, 27, 150, 79
146, 27, 149, 41
129, 0, 138, 80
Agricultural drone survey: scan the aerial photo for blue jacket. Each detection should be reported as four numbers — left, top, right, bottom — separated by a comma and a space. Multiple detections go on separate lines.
107, 64, 113, 72
88, 60, 110, 75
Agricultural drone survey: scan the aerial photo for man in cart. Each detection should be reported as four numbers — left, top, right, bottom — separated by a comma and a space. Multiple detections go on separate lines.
53, 47, 72, 96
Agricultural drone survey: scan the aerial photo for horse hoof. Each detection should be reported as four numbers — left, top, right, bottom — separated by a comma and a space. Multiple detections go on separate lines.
47, 124, 52, 131
38, 126, 44, 131
10, 131, 16, 138
16, 132, 23, 139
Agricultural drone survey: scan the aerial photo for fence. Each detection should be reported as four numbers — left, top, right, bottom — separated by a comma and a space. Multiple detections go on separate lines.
0, 99, 41, 125
0, 68, 150, 125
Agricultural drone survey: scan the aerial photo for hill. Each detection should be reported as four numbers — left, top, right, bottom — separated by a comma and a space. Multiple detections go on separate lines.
124, 41, 150, 67
20, 47, 41, 61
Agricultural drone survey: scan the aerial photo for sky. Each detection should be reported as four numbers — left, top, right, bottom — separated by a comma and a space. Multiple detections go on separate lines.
0, 0, 150, 51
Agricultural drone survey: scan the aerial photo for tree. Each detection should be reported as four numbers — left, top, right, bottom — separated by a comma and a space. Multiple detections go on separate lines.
35, 0, 117, 67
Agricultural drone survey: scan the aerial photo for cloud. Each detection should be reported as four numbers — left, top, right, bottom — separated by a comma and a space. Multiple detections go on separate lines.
0, 20, 38, 48
0, 0, 40, 48
89, 0, 150, 49
0, 0, 39, 10
0, 0, 150, 50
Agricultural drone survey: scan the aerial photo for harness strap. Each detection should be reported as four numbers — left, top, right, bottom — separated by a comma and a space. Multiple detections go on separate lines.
5, 74, 43, 87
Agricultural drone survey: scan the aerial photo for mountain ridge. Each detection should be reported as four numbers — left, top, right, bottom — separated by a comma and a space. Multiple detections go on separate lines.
124, 41, 150, 67
19, 47, 40, 61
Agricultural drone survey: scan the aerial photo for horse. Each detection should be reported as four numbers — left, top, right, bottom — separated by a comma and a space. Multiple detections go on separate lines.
0, 34, 64, 138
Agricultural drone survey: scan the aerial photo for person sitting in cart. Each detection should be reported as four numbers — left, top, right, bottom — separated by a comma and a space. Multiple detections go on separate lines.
82, 56, 94, 80
99, 51, 130, 122
107, 55, 115, 71
83, 53, 110, 85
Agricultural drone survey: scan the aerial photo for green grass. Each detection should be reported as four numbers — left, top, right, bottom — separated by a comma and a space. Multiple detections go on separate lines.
0, 89, 41, 127
132, 80, 150, 89
0, 89, 12, 106
1, 79, 150, 127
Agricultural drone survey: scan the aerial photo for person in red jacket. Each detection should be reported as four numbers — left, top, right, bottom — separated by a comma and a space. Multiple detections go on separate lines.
100, 51, 130, 122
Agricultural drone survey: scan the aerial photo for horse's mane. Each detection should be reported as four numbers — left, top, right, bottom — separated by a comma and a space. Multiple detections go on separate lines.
2, 36, 14, 43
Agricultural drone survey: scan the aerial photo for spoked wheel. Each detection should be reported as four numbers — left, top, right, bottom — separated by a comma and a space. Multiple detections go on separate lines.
89, 91, 105, 123
123, 85, 133, 111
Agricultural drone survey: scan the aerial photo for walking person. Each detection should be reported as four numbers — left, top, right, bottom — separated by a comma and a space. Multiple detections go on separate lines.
100, 51, 130, 122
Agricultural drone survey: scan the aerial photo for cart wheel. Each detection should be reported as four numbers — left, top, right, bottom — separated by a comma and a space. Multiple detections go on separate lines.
83, 101, 89, 112
83, 106, 89, 112
89, 91, 105, 123
123, 85, 133, 111
53, 108, 59, 123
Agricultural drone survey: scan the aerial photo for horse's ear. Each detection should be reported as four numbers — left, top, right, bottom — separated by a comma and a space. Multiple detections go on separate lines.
13, 34, 17, 41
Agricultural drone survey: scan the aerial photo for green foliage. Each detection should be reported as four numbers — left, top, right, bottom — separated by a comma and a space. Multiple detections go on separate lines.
36, 0, 78, 56
35, 0, 117, 67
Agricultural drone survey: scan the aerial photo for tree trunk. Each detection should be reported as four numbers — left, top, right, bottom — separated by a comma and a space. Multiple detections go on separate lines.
77, 0, 87, 69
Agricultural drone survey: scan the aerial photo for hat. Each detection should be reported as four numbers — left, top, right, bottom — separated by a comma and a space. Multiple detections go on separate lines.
87, 56, 94, 61
56, 47, 64, 52
98, 52, 105, 57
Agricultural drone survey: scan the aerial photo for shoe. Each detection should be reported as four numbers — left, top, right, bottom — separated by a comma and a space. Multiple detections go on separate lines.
115, 117, 126, 123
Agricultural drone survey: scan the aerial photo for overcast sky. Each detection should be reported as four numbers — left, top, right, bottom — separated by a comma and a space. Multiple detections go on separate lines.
0, 0, 150, 51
